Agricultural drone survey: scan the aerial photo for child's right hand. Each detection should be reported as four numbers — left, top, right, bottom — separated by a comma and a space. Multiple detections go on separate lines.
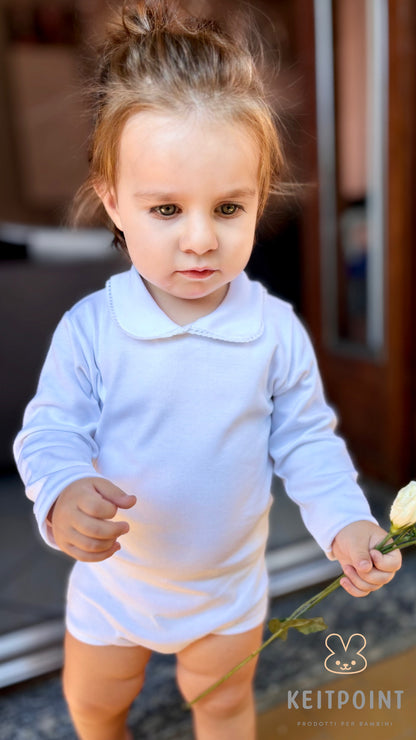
48, 477, 136, 562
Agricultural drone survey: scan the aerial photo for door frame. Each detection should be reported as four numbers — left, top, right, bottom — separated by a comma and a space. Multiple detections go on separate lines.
293, 0, 416, 485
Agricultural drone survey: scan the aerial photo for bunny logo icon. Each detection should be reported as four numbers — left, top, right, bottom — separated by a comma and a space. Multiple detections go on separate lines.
324, 633, 367, 674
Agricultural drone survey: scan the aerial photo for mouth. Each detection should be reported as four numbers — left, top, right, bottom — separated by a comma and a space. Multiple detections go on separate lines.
178, 269, 217, 280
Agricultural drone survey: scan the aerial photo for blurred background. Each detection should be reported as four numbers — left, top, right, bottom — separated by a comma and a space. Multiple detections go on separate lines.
0, 0, 415, 736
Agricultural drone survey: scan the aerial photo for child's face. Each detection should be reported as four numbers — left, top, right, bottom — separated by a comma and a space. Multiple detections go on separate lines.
100, 111, 260, 323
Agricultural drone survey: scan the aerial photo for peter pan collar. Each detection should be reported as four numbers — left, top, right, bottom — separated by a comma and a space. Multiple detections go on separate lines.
106, 266, 264, 342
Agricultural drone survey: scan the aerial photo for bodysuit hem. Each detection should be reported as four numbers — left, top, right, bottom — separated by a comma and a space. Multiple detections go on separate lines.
65, 602, 268, 653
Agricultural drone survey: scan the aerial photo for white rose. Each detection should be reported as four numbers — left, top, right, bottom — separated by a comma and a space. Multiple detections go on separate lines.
390, 481, 416, 532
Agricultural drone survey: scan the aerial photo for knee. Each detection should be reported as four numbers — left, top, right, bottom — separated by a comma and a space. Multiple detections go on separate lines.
63, 671, 96, 721
63, 667, 146, 722
177, 663, 253, 718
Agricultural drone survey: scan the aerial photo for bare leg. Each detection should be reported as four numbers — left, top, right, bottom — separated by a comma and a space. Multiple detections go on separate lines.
176, 624, 263, 740
63, 631, 152, 740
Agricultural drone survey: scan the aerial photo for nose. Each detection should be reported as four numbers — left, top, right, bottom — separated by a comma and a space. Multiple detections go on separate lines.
179, 213, 219, 255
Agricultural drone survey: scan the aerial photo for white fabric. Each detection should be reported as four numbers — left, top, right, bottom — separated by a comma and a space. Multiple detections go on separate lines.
14, 268, 377, 651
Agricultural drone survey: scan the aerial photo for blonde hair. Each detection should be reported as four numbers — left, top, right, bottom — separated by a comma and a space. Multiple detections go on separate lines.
73, 0, 286, 252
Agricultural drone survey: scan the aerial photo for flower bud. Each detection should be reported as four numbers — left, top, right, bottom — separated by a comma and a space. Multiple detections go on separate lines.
390, 481, 416, 532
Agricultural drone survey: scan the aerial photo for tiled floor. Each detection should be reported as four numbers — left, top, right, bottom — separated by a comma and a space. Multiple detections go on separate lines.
258, 645, 416, 740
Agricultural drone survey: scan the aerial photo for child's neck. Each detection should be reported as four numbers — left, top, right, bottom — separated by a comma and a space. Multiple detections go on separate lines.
142, 280, 229, 326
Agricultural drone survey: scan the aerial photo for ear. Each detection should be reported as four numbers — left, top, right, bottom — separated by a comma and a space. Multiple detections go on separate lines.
325, 633, 343, 653
346, 633, 366, 653
94, 182, 123, 232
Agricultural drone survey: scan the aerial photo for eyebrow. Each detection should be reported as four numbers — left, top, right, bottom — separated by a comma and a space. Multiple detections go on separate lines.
133, 187, 258, 201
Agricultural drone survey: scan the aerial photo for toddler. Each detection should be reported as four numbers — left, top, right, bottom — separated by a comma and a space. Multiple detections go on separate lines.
13, 2, 401, 739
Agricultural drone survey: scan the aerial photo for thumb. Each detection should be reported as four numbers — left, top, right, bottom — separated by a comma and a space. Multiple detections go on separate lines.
93, 478, 137, 510
350, 547, 372, 573
370, 546, 402, 572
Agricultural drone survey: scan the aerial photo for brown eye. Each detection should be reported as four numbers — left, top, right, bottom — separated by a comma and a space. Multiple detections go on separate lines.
219, 203, 239, 215
155, 204, 177, 216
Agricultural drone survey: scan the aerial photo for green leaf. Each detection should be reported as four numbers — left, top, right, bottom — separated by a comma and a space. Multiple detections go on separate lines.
292, 617, 328, 635
268, 616, 327, 640
267, 619, 289, 640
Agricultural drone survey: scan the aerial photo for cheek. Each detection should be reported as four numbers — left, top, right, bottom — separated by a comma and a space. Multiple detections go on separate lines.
235, 228, 256, 262
222, 219, 255, 249
125, 236, 167, 278
121, 216, 152, 251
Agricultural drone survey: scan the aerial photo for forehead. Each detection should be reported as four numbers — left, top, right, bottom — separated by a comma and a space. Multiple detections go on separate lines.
116, 110, 261, 187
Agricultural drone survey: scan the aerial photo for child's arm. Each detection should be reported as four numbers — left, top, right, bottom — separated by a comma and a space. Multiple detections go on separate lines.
48, 477, 136, 561
14, 310, 115, 548
331, 520, 402, 597
268, 304, 397, 579
269, 307, 379, 556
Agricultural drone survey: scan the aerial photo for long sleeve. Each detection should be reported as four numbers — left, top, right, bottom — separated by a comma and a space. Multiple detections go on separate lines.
13, 313, 104, 547
269, 308, 377, 556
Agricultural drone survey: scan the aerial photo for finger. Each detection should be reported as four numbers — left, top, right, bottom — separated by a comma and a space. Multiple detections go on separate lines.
92, 479, 137, 511
347, 550, 373, 574
370, 548, 402, 573
75, 511, 130, 540
339, 576, 372, 598
343, 563, 393, 591
68, 528, 119, 554
79, 492, 118, 520
65, 540, 121, 563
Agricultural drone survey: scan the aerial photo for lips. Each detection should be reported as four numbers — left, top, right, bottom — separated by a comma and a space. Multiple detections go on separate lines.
178, 269, 216, 279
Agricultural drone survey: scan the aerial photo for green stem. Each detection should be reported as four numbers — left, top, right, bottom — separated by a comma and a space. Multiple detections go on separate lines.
381, 540, 416, 554
374, 531, 394, 550
289, 576, 342, 619
376, 525, 415, 554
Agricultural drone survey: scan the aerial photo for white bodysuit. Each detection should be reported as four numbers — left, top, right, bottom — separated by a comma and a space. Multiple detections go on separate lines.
14, 268, 377, 652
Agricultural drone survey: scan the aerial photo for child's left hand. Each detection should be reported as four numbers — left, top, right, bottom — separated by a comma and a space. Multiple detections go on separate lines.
331, 520, 402, 597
